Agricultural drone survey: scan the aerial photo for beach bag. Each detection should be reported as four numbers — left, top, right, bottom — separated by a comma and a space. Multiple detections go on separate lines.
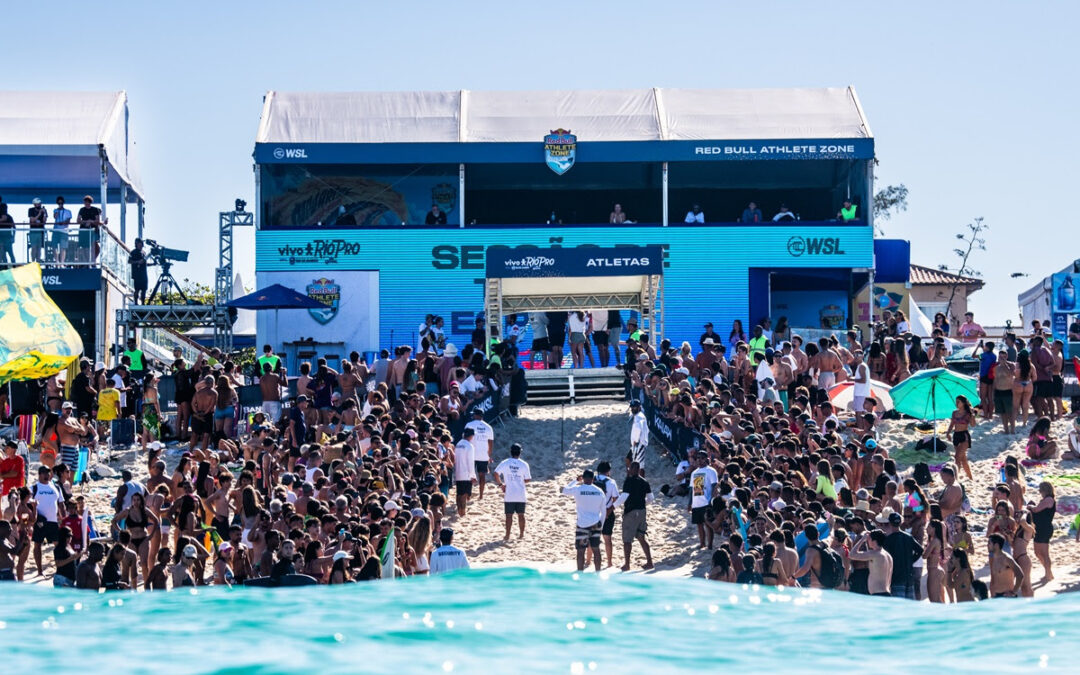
812, 543, 844, 589
913, 462, 933, 487
960, 482, 972, 513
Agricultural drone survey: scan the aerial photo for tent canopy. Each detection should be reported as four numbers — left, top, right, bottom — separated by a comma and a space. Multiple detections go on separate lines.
257, 87, 873, 145
0, 91, 144, 202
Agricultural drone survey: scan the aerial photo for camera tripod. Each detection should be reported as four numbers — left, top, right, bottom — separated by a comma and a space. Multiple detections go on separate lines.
147, 258, 189, 304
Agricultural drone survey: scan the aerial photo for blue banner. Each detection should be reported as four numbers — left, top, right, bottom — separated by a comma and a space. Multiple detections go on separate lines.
254, 138, 875, 165
486, 246, 664, 278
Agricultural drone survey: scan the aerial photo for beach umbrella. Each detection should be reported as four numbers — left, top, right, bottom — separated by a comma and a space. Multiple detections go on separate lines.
827, 379, 894, 412
888, 368, 980, 421
0, 263, 83, 385
227, 284, 325, 354
226, 284, 324, 310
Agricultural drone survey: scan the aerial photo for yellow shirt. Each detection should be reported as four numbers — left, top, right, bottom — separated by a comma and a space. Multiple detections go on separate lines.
97, 388, 121, 421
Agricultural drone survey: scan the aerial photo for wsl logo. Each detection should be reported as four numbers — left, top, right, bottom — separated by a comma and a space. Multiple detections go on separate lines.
273, 147, 309, 160
306, 278, 341, 324
787, 236, 846, 257
544, 129, 576, 175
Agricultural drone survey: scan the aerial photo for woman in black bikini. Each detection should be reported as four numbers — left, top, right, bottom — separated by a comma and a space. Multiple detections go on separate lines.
1012, 509, 1035, 597
102, 543, 128, 590
1030, 481, 1057, 582
945, 395, 976, 480
759, 542, 790, 586
115, 491, 158, 582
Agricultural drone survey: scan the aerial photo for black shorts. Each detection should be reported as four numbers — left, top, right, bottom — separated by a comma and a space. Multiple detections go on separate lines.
1034, 381, 1053, 398
504, 502, 526, 515
601, 511, 615, 536
532, 337, 551, 352
979, 375, 994, 385
1052, 375, 1064, 397
289, 446, 302, 458
691, 506, 707, 525
574, 522, 602, 551
549, 329, 566, 349
952, 430, 971, 446
474, 461, 489, 475
593, 331, 609, 347
456, 480, 473, 496
993, 390, 1013, 414
33, 517, 59, 544
190, 414, 212, 435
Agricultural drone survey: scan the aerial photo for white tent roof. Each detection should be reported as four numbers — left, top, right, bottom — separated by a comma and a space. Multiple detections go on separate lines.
257, 87, 872, 144
0, 91, 144, 200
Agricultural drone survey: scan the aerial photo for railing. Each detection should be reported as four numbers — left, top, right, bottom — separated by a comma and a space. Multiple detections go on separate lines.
0, 224, 131, 286
257, 218, 869, 231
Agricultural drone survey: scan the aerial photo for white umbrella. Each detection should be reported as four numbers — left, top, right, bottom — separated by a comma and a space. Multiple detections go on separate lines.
827, 379, 894, 412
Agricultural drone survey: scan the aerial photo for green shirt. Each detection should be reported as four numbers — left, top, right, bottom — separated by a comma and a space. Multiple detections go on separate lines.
258, 354, 282, 373
748, 335, 768, 360
123, 348, 145, 371
840, 204, 858, 221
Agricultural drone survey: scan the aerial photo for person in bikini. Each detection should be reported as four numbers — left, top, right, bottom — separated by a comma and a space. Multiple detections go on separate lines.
945, 395, 976, 480
992, 350, 1017, 435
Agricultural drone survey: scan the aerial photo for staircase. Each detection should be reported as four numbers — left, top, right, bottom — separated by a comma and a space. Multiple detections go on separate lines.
525, 367, 626, 405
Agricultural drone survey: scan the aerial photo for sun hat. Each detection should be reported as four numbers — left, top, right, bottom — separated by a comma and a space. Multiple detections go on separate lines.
874, 507, 898, 524
855, 500, 871, 512
443, 343, 458, 356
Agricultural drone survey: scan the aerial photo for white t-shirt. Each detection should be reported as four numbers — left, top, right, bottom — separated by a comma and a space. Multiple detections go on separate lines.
494, 457, 531, 503
852, 362, 871, 397
568, 314, 588, 333
562, 481, 607, 528
685, 211, 705, 223
530, 313, 549, 340
453, 440, 475, 481
429, 545, 470, 574
591, 312, 609, 333
675, 460, 691, 486
689, 466, 718, 509
34, 481, 62, 522
464, 420, 494, 461
630, 411, 649, 446
594, 474, 620, 510
112, 373, 128, 409
460, 376, 482, 397
755, 360, 773, 386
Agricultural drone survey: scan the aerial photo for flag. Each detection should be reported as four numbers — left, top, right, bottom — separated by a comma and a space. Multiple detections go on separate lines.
201, 524, 224, 553
0, 263, 83, 385
380, 526, 395, 580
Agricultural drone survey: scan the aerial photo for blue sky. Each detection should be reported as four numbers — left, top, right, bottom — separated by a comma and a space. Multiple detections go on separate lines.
5, 1, 1077, 324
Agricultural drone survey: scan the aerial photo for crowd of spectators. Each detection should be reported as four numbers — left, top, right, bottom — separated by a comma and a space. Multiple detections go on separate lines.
622, 314, 1062, 600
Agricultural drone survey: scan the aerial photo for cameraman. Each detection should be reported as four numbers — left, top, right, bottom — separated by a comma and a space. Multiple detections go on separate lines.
130, 238, 149, 303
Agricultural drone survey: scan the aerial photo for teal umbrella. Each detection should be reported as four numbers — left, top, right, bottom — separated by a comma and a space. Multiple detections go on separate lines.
888, 368, 981, 421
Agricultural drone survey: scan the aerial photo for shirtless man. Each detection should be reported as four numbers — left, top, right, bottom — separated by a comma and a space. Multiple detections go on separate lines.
988, 533, 1024, 597
790, 335, 809, 378
387, 346, 412, 401
75, 541, 105, 589
848, 530, 893, 596
793, 523, 827, 587
45, 374, 64, 413
56, 402, 89, 469
338, 361, 362, 407
993, 350, 1017, 434
259, 363, 283, 423
814, 337, 843, 391
208, 473, 234, 539
189, 376, 217, 457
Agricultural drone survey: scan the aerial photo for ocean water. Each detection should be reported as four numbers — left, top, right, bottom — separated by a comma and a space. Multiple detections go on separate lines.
0, 567, 1072, 673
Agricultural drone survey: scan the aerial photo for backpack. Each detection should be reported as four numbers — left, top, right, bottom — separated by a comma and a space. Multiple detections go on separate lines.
812, 543, 844, 589
913, 462, 933, 487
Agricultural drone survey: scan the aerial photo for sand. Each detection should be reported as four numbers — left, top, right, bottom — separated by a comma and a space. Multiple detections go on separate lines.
19, 401, 1080, 598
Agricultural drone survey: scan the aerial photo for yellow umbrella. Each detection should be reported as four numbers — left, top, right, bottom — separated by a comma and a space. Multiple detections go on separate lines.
0, 263, 84, 385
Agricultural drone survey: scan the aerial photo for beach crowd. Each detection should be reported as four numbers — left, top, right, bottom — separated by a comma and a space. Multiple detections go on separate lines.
0, 308, 1075, 601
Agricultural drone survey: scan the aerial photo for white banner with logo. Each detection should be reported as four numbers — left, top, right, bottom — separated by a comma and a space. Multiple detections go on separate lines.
255, 270, 380, 363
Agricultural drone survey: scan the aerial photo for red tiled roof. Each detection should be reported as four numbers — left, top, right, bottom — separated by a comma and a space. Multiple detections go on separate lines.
909, 264, 984, 287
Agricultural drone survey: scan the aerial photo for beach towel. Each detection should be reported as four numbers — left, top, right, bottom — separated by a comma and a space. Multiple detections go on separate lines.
380, 526, 396, 580
16, 415, 37, 444
73, 447, 89, 484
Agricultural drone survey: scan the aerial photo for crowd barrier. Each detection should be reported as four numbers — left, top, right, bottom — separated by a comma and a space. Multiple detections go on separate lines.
632, 386, 706, 465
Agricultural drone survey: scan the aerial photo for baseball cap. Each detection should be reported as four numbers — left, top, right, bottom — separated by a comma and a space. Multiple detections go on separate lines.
182, 544, 197, 559
296, 395, 310, 403
218, 542, 233, 554
332, 550, 352, 562
629, 400, 641, 407
32, 197, 42, 205
61, 401, 74, 410
94, 361, 106, 370
383, 500, 400, 512
769, 481, 783, 491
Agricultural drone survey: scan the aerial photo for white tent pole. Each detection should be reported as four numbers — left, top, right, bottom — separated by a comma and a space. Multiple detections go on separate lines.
459, 163, 466, 228
661, 162, 669, 227
99, 150, 109, 220
120, 183, 128, 243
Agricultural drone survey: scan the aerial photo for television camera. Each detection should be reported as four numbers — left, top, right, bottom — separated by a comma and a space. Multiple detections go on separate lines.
143, 239, 192, 304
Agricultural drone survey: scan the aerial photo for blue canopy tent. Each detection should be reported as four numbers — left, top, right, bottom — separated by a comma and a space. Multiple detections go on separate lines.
0, 91, 145, 241
227, 284, 325, 352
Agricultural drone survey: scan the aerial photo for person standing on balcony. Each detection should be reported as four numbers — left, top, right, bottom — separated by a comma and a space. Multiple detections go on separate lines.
129, 239, 149, 304
52, 197, 72, 265
28, 198, 47, 263
837, 198, 858, 221
609, 203, 627, 224
0, 204, 14, 266
740, 201, 762, 223
424, 204, 447, 225
77, 196, 103, 263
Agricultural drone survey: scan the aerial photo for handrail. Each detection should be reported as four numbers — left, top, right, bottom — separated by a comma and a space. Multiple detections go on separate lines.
0, 223, 131, 285
255, 218, 868, 231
